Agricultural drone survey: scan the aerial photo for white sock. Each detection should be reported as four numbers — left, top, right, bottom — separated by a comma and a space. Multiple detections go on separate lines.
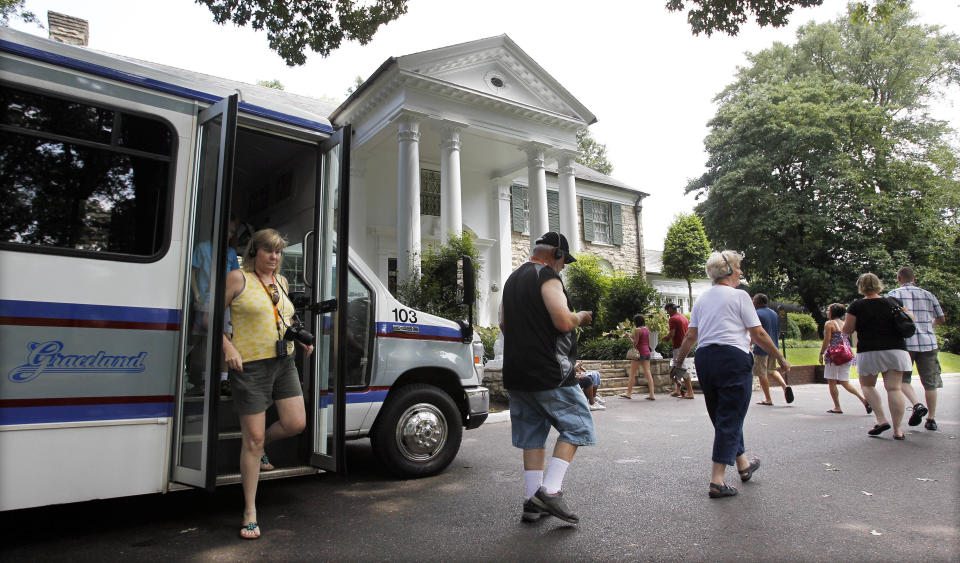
542, 457, 570, 494
524, 470, 543, 500
221, 372, 229, 381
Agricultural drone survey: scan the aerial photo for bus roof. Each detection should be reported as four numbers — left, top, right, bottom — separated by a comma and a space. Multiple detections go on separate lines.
0, 27, 336, 135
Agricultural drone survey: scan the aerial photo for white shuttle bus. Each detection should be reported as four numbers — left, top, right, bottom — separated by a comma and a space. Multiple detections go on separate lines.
0, 27, 488, 512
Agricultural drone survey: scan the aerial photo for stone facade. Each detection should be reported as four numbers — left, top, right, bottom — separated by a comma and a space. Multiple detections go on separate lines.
509, 197, 642, 275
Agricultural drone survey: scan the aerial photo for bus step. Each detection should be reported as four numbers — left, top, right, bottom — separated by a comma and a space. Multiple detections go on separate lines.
215, 466, 323, 486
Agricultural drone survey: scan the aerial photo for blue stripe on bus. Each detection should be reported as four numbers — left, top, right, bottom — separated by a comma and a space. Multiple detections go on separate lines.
0, 39, 335, 135
0, 299, 180, 324
0, 402, 174, 425
375, 322, 462, 339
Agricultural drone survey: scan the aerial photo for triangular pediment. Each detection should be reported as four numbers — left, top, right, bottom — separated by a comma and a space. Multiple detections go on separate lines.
395, 35, 595, 124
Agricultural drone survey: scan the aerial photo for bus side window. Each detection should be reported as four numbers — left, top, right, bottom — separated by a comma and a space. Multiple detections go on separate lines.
0, 84, 174, 259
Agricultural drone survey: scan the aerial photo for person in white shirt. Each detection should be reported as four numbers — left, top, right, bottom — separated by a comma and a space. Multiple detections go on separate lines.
672, 251, 790, 498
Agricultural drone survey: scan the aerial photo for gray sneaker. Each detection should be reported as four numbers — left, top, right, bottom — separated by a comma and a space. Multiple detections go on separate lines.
532, 487, 579, 523
521, 498, 545, 522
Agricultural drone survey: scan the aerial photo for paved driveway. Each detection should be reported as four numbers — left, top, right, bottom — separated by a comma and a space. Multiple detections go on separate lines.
2, 378, 957, 562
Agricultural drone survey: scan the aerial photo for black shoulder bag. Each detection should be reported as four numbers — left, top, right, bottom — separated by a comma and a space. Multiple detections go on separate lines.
885, 297, 916, 339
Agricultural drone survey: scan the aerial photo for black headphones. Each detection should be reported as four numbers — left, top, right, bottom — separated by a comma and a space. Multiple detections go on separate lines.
721, 252, 734, 276
552, 231, 563, 260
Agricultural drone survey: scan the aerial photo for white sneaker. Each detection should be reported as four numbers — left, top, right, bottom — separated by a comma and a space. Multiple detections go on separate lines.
589, 402, 606, 411
595, 397, 606, 405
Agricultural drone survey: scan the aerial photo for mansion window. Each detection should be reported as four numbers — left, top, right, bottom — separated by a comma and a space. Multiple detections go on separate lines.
592, 201, 612, 244
420, 168, 440, 216
510, 184, 559, 235
582, 198, 623, 246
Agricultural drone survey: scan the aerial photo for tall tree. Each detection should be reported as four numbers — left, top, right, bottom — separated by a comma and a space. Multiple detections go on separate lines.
195, 0, 408, 66
256, 79, 284, 90
0, 0, 39, 26
576, 128, 613, 175
661, 214, 712, 306
665, 0, 908, 36
687, 1, 960, 326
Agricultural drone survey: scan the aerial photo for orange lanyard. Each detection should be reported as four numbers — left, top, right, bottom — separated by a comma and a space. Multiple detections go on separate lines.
255, 274, 282, 334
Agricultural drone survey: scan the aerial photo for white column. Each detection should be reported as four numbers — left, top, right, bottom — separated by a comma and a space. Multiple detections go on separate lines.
524, 142, 550, 252
556, 150, 580, 255
348, 156, 368, 258
493, 179, 513, 329
396, 114, 422, 283
494, 179, 514, 286
439, 122, 465, 243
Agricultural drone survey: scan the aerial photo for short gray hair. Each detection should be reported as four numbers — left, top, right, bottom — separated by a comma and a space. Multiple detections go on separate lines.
705, 250, 743, 281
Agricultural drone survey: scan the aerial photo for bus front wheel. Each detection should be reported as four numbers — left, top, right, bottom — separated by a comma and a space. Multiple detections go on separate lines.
371, 384, 463, 477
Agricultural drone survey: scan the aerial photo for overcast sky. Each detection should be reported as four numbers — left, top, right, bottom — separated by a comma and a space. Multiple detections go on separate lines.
10, 0, 959, 250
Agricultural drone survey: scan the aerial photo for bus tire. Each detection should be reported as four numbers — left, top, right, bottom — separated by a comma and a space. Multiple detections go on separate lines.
371, 383, 463, 477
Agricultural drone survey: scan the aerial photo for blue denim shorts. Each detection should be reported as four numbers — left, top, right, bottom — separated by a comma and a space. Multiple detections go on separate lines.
509, 385, 596, 449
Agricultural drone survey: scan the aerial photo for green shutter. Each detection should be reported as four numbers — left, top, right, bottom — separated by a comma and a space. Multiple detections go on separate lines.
547, 190, 559, 232
511, 185, 526, 233
582, 198, 594, 242
612, 203, 623, 246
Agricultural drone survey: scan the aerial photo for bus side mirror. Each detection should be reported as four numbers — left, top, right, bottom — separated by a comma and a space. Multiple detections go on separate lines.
459, 256, 475, 306
458, 256, 475, 343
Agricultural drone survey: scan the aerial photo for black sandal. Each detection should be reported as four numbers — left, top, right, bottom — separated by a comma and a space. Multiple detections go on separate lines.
709, 482, 738, 498
867, 422, 891, 436
738, 457, 761, 482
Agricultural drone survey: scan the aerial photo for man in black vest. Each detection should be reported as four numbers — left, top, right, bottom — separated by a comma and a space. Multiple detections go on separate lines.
500, 232, 594, 524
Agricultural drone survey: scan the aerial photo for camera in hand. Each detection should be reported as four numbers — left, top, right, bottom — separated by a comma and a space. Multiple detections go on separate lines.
283, 321, 315, 346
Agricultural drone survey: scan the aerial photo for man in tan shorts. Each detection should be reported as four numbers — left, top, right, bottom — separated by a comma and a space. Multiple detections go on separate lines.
752, 294, 794, 405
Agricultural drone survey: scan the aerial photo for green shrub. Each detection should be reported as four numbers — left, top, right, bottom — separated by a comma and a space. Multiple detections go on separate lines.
787, 312, 818, 339
938, 325, 960, 353
781, 316, 801, 340
565, 254, 608, 339
397, 232, 480, 321
600, 271, 659, 333
475, 325, 499, 361
578, 336, 633, 360
655, 338, 672, 357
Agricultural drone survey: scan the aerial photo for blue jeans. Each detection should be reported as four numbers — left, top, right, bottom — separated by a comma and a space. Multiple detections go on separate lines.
509, 385, 597, 449
695, 345, 754, 466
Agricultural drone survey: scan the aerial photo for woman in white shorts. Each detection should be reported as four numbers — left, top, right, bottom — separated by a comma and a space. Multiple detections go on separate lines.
842, 273, 913, 440
819, 303, 869, 414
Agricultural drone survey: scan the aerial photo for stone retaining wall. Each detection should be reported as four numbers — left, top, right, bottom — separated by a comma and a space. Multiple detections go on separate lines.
482, 361, 821, 403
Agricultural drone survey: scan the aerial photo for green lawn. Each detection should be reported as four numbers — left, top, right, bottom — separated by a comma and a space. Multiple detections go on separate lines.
783, 346, 960, 378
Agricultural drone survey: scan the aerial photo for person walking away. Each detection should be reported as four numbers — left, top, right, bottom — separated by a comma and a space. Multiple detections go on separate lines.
665, 303, 694, 399
501, 232, 594, 524
819, 303, 870, 414
672, 251, 790, 498
621, 314, 655, 400
752, 294, 793, 405
842, 273, 913, 440
888, 267, 946, 431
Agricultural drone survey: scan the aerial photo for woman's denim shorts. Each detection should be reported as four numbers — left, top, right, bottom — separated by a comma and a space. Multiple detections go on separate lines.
509, 385, 596, 449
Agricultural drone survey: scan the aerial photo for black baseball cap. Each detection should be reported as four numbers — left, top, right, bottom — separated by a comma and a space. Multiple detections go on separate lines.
664, 302, 677, 310
535, 232, 576, 264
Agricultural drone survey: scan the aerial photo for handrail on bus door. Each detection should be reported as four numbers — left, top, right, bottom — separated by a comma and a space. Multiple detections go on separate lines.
302, 230, 314, 288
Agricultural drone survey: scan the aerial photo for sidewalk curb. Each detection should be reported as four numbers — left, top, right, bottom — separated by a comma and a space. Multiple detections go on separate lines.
486, 411, 510, 424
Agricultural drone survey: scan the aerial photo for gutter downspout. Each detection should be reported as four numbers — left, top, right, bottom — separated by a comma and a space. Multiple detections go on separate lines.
634, 194, 645, 281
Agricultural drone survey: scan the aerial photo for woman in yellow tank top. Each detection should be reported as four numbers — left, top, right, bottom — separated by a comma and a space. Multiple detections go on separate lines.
223, 229, 311, 540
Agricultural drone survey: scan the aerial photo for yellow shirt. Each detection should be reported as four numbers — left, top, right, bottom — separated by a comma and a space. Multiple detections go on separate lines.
230, 271, 295, 362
